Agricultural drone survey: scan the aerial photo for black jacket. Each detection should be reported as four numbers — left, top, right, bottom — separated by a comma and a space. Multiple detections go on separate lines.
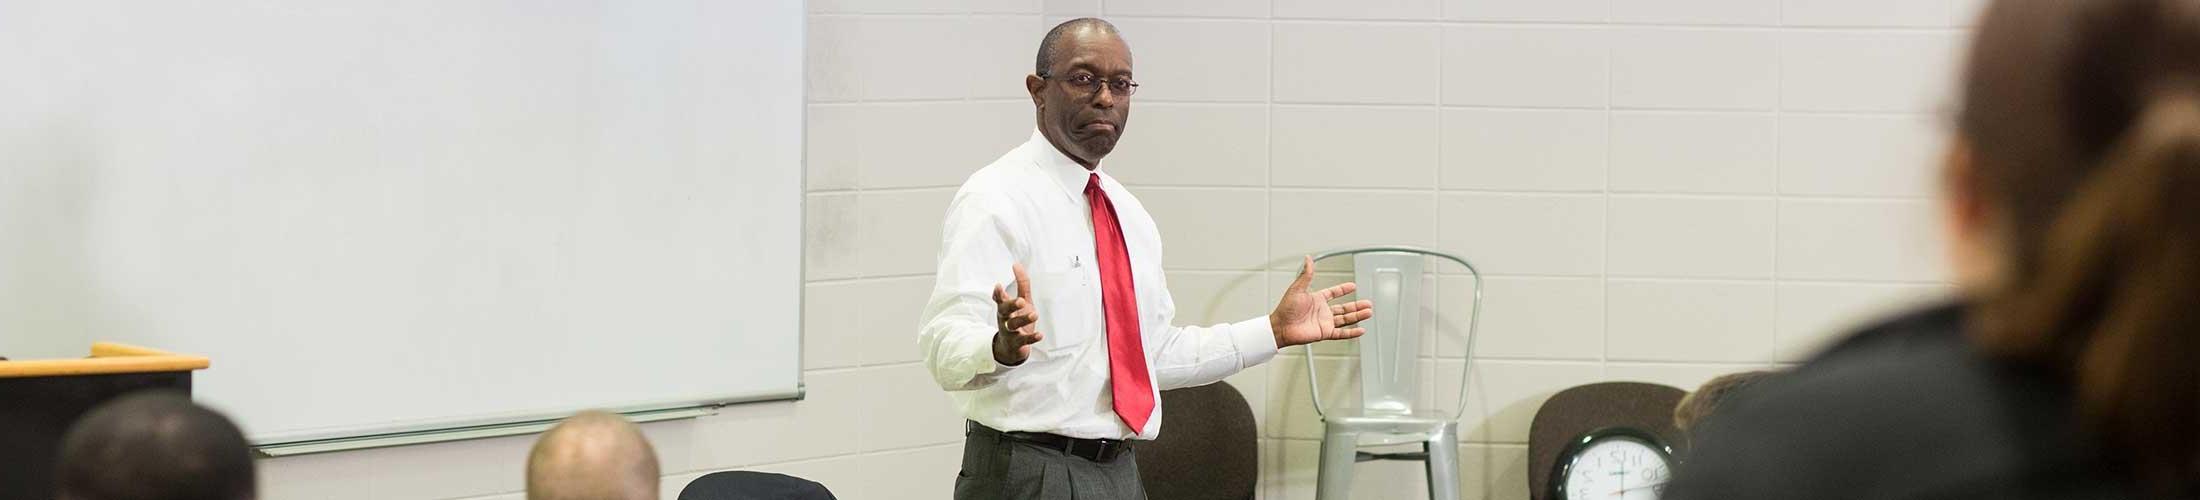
1664, 302, 2146, 500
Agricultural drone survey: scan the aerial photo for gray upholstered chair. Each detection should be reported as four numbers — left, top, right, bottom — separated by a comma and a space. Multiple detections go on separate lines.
677, 470, 837, 500
1306, 247, 1483, 500
1134, 381, 1258, 500
1525, 382, 1689, 500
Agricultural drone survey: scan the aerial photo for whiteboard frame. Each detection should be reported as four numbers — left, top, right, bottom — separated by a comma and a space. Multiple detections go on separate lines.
237, 0, 812, 450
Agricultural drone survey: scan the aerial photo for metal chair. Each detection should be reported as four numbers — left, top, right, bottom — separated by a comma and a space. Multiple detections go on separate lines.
1306, 247, 1482, 500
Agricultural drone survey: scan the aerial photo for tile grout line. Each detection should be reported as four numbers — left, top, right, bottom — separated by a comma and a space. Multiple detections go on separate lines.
1599, 0, 1615, 375
1771, 0, 1789, 365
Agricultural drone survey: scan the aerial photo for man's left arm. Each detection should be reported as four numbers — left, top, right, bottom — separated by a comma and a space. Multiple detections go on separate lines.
1147, 276, 1280, 390
1149, 256, 1374, 390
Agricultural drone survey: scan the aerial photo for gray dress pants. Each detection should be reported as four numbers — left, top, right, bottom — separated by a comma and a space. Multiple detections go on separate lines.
954, 425, 1147, 500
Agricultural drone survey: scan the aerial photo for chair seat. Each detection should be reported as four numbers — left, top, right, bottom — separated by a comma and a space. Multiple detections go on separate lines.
1321, 407, 1459, 441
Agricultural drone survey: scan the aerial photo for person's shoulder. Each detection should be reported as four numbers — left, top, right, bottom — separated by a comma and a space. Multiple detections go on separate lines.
957, 143, 1039, 195
946, 144, 1041, 214
1670, 302, 2083, 499
1755, 304, 2011, 432
1805, 301, 1970, 362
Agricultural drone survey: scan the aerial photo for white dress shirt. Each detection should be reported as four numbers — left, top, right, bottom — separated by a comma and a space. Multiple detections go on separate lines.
918, 130, 1279, 440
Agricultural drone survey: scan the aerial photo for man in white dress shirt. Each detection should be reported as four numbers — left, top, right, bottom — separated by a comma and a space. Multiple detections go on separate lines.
918, 18, 1375, 500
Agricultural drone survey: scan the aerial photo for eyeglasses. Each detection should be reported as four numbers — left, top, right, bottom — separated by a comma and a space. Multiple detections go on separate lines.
1040, 72, 1139, 97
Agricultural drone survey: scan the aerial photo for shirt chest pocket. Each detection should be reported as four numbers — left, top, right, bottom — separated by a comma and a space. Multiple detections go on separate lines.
1029, 254, 1098, 359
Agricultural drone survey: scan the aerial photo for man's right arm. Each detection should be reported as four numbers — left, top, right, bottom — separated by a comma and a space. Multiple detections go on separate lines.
918, 191, 1024, 391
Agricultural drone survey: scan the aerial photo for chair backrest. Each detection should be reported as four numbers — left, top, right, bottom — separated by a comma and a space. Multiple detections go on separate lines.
1352, 250, 1426, 415
1135, 381, 1257, 500
1302, 246, 1482, 420
677, 470, 838, 500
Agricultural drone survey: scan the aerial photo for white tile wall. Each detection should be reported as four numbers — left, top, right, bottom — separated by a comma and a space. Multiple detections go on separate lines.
855, 189, 955, 277
1610, 28, 1780, 110
1780, 31, 1962, 113
1138, 188, 1269, 269
839, 17, 974, 101
805, 104, 861, 190
1780, 114, 1946, 197
1445, 0, 1603, 22
1440, 109, 1607, 191
804, 193, 861, 280
851, 276, 935, 365
1441, 26, 1608, 108
1270, 189, 1438, 266
1107, 104, 1271, 186
1101, 0, 1268, 18
967, 16, 1050, 99
1606, 279, 1778, 362
265, 2, 1977, 499
1438, 193, 1605, 276
1270, 106, 1439, 188
1609, 111, 1778, 194
1276, 0, 1440, 21
1784, 0, 1966, 27
804, 281, 865, 369
1607, 196, 1776, 278
1610, 0, 1778, 26
805, 17, 862, 102
1272, 23, 1441, 104
1776, 199, 1946, 281
1108, 19, 1270, 102
1440, 276, 1604, 360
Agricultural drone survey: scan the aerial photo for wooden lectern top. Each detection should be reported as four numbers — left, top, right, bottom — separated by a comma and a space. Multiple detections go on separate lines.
0, 342, 210, 379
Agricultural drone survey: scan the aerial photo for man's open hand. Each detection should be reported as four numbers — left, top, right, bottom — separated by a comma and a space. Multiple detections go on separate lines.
992, 263, 1045, 365
1270, 256, 1373, 348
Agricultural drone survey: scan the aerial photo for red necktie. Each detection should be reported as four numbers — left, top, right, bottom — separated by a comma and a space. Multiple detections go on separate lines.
1085, 173, 1154, 435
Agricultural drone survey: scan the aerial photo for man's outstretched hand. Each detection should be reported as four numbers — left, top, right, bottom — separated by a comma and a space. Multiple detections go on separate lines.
992, 263, 1045, 366
1270, 256, 1374, 349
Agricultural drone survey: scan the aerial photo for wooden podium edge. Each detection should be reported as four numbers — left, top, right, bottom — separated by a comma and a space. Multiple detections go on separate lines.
0, 342, 210, 379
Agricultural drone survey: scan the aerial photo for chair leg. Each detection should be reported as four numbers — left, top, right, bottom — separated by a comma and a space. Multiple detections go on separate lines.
1315, 425, 1359, 500
1424, 422, 1461, 500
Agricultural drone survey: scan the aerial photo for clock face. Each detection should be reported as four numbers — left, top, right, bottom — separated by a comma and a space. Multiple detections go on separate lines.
1560, 436, 1673, 500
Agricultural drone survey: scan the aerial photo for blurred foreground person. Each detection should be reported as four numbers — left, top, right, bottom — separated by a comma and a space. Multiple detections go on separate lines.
56, 392, 256, 500
527, 411, 660, 500
1668, 0, 2200, 498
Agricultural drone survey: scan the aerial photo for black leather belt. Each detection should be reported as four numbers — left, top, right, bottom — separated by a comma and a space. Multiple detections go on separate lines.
967, 421, 1133, 463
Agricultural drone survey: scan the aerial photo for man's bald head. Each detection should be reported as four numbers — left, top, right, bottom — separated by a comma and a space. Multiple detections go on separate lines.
1034, 18, 1119, 76
525, 411, 660, 500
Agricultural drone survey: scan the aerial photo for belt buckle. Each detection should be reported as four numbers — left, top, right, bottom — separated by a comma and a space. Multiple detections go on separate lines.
1073, 438, 1123, 462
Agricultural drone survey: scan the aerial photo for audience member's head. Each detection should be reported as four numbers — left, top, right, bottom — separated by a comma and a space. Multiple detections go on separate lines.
1949, 0, 2200, 489
526, 410, 660, 500
1672, 370, 1776, 435
55, 391, 256, 500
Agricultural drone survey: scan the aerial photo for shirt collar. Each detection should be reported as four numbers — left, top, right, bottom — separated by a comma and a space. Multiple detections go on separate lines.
1023, 129, 1104, 198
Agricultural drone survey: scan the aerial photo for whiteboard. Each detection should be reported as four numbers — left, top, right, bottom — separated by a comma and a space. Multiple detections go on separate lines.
0, 0, 804, 444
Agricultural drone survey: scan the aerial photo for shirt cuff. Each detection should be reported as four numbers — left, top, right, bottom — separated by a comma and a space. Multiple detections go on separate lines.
988, 352, 1024, 373
960, 333, 1017, 387
1228, 316, 1280, 368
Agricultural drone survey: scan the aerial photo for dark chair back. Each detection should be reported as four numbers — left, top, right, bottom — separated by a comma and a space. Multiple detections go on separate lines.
1134, 381, 1258, 500
677, 470, 837, 500
1525, 381, 1689, 500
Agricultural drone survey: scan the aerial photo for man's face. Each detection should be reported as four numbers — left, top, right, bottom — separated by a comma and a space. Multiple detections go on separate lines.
1028, 29, 1132, 166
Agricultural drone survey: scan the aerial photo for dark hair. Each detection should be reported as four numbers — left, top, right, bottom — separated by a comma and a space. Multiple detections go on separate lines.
1672, 370, 1776, 434
1958, 0, 2200, 491
55, 391, 256, 500
1034, 18, 1118, 76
